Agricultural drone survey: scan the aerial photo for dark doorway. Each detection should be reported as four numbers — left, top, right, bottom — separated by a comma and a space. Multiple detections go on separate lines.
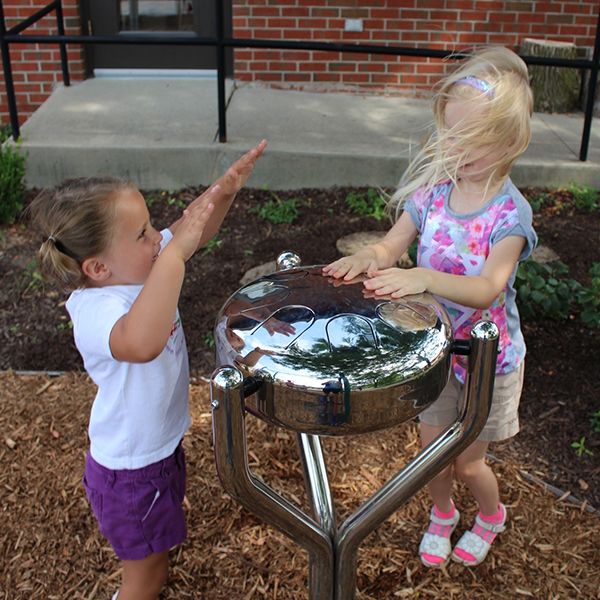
83, 0, 232, 72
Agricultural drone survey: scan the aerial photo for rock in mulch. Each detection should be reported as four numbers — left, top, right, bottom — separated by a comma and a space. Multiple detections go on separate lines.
336, 231, 413, 268
1, 371, 599, 599
531, 244, 560, 264
239, 261, 277, 286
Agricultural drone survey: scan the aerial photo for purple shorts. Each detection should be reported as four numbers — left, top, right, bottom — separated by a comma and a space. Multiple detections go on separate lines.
83, 442, 187, 561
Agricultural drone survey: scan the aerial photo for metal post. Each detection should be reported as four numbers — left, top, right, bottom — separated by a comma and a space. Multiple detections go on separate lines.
297, 433, 337, 537
0, 0, 20, 140
54, 0, 70, 87
579, 5, 600, 161
215, 0, 227, 142
211, 367, 335, 599
334, 320, 499, 599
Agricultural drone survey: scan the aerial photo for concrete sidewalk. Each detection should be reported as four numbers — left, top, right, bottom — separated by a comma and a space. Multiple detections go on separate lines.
20, 77, 600, 190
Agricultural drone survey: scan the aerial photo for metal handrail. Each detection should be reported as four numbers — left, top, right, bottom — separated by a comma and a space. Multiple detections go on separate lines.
1, 0, 598, 160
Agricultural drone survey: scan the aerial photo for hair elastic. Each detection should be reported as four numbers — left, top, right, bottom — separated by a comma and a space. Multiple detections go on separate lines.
47, 234, 79, 261
455, 75, 494, 98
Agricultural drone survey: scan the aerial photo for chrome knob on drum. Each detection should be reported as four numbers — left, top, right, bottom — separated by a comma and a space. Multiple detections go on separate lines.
211, 252, 499, 600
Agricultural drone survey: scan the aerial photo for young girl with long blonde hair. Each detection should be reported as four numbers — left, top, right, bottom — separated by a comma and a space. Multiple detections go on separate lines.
324, 47, 537, 567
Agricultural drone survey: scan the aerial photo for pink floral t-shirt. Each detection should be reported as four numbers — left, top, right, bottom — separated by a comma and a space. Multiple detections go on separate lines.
404, 178, 537, 383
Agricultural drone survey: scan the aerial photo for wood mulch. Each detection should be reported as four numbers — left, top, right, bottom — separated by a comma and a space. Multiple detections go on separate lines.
1, 371, 599, 600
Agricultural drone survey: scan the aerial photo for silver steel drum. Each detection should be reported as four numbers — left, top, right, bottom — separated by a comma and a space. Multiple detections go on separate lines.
215, 265, 453, 435
211, 252, 499, 600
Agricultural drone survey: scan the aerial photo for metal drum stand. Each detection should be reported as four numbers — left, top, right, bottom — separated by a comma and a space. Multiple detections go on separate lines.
210, 252, 499, 599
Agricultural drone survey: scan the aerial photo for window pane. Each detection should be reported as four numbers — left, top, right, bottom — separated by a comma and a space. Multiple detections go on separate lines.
119, 1, 195, 32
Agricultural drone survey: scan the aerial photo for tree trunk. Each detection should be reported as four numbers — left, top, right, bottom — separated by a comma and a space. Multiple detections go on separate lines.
521, 38, 581, 113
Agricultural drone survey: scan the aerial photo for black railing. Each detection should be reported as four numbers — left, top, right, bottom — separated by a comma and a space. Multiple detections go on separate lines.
1, 0, 599, 160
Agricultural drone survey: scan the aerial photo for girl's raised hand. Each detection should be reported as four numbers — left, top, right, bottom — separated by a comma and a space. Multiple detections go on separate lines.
217, 139, 268, 196
322, 253, 379, 281
363, 267, 429, 298
171, 187, 218, 261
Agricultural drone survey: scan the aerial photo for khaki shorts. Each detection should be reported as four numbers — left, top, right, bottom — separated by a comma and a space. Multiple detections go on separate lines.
419, 361, 525, 442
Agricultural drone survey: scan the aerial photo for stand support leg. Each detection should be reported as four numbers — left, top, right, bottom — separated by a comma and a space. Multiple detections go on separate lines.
211, 367, 335, 599
334, 321, 499, 599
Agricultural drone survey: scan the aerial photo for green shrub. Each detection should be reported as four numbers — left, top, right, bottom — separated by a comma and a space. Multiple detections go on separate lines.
577, 262, 600, 328
515, 259, 581, 320
345, 188, 387, 221
250, 192, 300, 224
0, 136, 26, 224
567, 182, 598, 212
528, 191, 551, 213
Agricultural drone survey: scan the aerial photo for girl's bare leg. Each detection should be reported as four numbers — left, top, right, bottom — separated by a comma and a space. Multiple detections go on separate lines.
453, 439, 499, 515
118, 550, 169, 600
419, 423, 454, 512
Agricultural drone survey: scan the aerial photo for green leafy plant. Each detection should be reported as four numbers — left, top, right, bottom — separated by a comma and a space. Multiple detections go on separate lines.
515, 259, 581, 320
0, 133, 26, 224
20, 260, 44, 294
577, 262, 600, 328
528, 191, 551, 213
250, 192, 300, 224
166, 195, 186, 209
590, 409, 600, 434
571, 436, 593, 458
567, 182, 599, 212
203, 331, 215, 348
200, 236, 223, 256
345, 188, 387, 221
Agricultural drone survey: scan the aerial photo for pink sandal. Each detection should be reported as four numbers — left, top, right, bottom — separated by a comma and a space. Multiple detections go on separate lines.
418, 505, 460, 568
451, 503, 507, 566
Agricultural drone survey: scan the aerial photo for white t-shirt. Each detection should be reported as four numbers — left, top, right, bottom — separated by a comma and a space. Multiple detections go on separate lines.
65, 230, 190, 470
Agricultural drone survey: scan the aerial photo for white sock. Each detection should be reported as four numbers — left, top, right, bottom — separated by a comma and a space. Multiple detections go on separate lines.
111, 591, 119, 600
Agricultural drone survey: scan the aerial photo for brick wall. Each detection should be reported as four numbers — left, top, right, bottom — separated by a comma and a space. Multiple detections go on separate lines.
233, 0, 599, 95
1, 0, 598, 126
0, 0, 84, 127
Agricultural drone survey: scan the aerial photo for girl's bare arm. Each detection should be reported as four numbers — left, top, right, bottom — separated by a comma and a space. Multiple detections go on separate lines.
109, 200, 216, 362
169, 139, 267, 248
365, 235, 525, 309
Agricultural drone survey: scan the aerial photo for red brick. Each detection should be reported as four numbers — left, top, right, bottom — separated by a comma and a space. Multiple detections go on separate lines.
518, 13, 545, 24
314, 73, 340, 81
311, 8, 339, 18
300, 62, 326, 72
281, 50, 311, 61
268, 18, 297, 28
364, 19, 385, 29
249, 61, 269, 70
284, 73, 311, 82
253, 7, 279, 17
505, 1, 530, 9
254, 28, 282, 38
284, 8, 310, 17
457, 32, 488, 44
430, 10, 458, 20
298, 18, 327, 28
330, 62, 357, 72
400, 31, 430, 41
342, 73, 370, 83
530, 24, 560, 35
534, 1, 562, 10
269, 61, 298, 71
558, 25, 591, 36
370, 9, 400, 19
254, 72, 282, 81
359, 62, 385, 71
314, 29, 343, 40
547, 14, 575, 25
248, 17, 267, 27
339, 8, 370, 19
